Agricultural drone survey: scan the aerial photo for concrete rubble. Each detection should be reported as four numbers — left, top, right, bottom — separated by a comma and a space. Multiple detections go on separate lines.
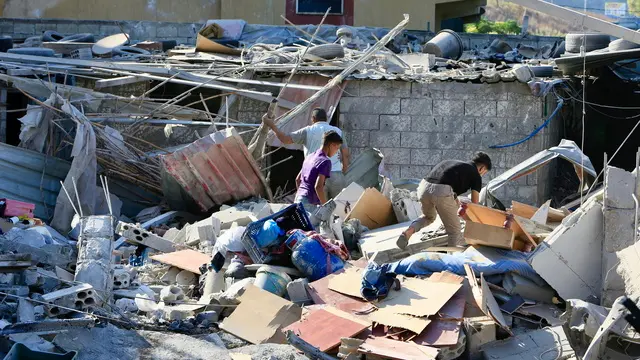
0, 10, 638, 360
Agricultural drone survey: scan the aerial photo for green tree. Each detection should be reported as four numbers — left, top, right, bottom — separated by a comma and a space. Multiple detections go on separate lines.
464, 19, 522, 34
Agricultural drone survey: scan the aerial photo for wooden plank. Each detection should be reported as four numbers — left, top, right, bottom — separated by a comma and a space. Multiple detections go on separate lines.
464, 221, 516, 250
95, 75, 147, 89
283, 308, 369, 352
150, 249, 211, 274
511, 201, 566, 223
359, 336, 438, 360
465, 203, 535, 249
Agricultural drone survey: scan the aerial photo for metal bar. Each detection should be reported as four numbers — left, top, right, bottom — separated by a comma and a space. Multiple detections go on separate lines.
86, 117, 260, 127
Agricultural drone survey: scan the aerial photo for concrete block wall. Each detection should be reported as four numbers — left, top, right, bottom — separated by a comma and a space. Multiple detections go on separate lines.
341, 80, 561, 206
602, 166, 637, 306
0, 18, 201, 45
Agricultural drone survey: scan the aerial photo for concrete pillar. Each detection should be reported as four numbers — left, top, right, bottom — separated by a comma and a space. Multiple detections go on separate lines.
74, 215, 115, 307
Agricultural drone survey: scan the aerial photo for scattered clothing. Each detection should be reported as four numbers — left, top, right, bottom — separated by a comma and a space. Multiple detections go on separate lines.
296, 149, 332, 206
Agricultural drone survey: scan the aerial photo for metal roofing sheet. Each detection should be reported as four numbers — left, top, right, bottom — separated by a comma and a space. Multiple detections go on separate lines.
161, 127, 270, 211
0, 143, 71, 220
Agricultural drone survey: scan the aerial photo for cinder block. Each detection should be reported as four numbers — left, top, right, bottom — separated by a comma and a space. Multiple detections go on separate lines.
370, 131, 401, 148
432, 133, 464, 149
441, 150, 475, 162
287, 278, 311, 305
442, 116, 474, 133
465, 101, 497, 117
129, 23, 157, 41
380, 115, 411, 131
506, 117, 542, 135
239, 97, 269, 112
340, 97, 400, 115
156, 24, 178, 37
433, 100, 465, 116
56, 23, 79, 35
177, 23, 196, 38
0, 21, 14, 34
77, 23, 101, 35
601, 251, 625, 292
342, 114, 379, 130
410, 116, 441, 132
411, 149, 443, 166
360, 80, 410, 97
379, 148, 411, 165
411, 83, 445, 99
345, 130, 370, 147
160, 285, 185, 303
113, 268, 131, 289
604, 208, 635, 252
116, 222, 176, 253
401, 165, 431, 179
400, 132, 431, 149
99, 25, 122, 36
475, 117, 507, 133
497, 100, 542, 118
465, 316, 496, 355
384, 164, 401, 180
185, 222, 217, 246
605, 166, 636, 209
14, 22, 35, 35
343, 81, 360, 97
401, 98, 433, 115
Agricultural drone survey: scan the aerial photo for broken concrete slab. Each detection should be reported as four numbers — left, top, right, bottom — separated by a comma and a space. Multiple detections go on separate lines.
464, 316, 496, 355
211, 209, 257, 231
163, 304, 204, 321
185, 222, 217, 246
116, 222, 176, 253
528, 193, 604, 301
75, 216, 115, 306
480, 326, 574, 359
605, 166, 636, 209
17, 299, 35, 323
287, 278, 312, 306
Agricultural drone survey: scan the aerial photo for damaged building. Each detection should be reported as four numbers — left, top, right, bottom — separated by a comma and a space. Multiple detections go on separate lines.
0, 1, 637, 360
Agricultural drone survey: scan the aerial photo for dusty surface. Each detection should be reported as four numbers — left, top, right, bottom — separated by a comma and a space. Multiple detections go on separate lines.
53, 324, 308, 360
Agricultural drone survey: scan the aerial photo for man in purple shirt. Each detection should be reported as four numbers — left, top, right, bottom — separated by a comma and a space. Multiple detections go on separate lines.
295, 131, 343, 213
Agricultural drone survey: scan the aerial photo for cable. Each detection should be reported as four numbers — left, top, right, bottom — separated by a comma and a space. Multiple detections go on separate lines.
489, 99, 564, 149
581, 25, 587, 206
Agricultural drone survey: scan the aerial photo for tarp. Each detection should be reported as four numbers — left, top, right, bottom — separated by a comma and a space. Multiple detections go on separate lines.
361, 246, 547, 299
480, 139, 597, 209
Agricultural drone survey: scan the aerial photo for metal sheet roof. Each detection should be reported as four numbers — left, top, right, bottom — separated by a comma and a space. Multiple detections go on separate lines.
161, 127, 270, 211
0, 143, 71, 220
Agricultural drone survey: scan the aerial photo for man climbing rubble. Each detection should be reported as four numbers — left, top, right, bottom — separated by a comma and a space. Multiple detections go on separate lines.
294, 131, 344, 214
262, 108, 350, 199
397, 152, 492, 249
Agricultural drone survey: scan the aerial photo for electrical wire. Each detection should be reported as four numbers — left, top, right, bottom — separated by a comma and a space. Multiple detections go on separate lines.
489, 99, 564, 149
581, 26, 587, 206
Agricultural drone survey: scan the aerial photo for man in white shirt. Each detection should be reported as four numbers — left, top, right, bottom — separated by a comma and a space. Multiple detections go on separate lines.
262, 108, 350, 199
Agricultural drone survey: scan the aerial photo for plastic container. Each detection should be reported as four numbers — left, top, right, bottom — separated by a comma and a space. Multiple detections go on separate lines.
254, 265, 292, 296
285, 230, 345, 281
423, 30, 464, 60
0, 199, 35, 218
241, 203, 314, 264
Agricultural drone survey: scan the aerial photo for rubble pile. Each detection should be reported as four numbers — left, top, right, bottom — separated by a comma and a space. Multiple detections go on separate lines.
0, 12, 638, 360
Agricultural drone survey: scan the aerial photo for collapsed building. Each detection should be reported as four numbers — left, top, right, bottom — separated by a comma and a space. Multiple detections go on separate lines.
0, 2, 637, 360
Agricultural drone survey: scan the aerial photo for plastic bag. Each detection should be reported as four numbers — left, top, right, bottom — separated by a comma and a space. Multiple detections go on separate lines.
255, 220, 283, 248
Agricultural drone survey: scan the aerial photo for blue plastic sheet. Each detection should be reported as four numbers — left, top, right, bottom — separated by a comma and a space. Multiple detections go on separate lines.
361, 246, 546, 297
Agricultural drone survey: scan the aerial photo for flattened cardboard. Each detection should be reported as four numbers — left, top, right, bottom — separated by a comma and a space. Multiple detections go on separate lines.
464, 264, 511, 335
283, 308, 368, 352
327, 266, 365, 299
195, 34, 242, 55
465, 203, 535, 249
370, 307, 431, 334
221, 285, 302, 344
511, 201, 566, 223
150, 249, 211, 274
377, 277, 461, 317
464, 221, 517, 250
359, 336, 439, 360
346, 188, 397, 230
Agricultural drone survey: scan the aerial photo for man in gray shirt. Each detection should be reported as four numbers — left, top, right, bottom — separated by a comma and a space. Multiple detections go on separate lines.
262, 108, 350, 199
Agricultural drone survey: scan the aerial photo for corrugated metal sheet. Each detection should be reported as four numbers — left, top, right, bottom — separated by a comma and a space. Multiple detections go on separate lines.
267, 74, 344, 149
0, 143, 71, 220
161, 127, 270, 211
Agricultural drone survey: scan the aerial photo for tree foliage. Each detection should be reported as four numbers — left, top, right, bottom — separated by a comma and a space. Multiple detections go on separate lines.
464, 19, 522, 35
